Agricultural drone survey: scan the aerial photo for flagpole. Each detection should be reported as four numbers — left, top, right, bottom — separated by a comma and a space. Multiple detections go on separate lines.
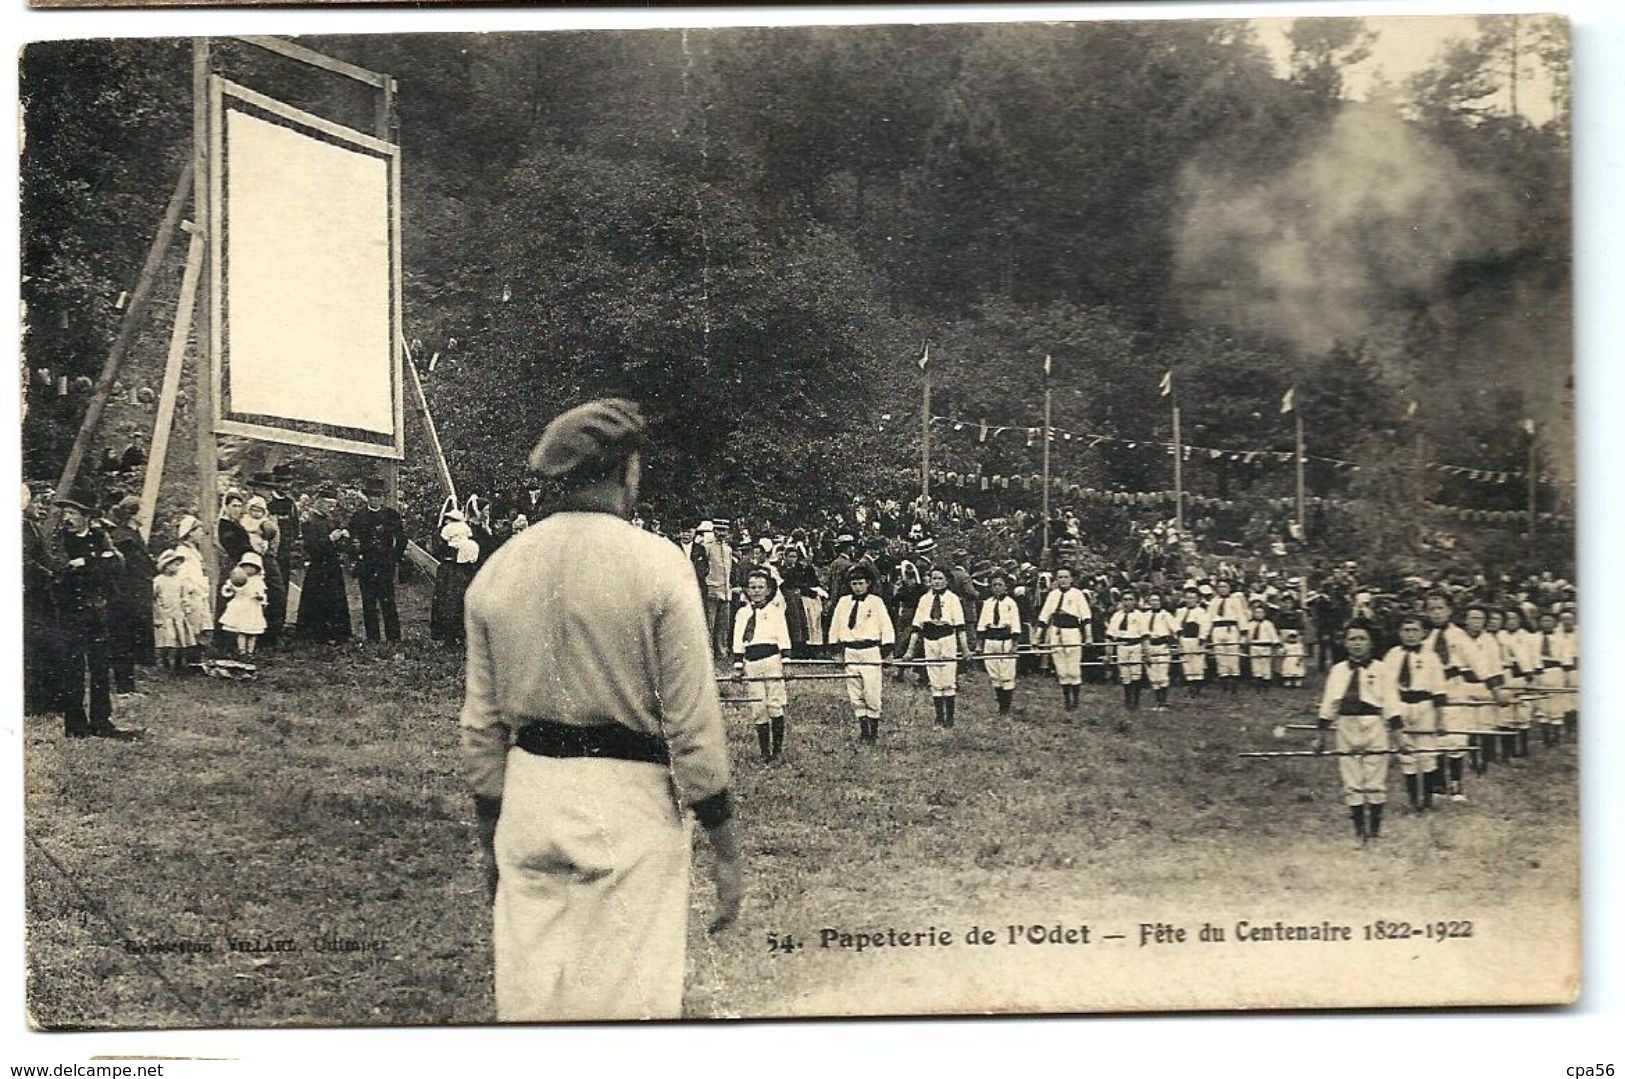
1041, 356, 1052, 563
1171, 389, 1184, 534
1294, 388, 1306, 543
1527, 420, 1538, 556
921, 351, 931, 523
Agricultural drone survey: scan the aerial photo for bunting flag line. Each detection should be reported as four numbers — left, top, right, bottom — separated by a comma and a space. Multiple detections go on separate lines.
920, 468, 1575, 529
913, 411, 1573, 486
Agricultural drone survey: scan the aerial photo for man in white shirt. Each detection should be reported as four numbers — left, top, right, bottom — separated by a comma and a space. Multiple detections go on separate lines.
1382, 614, 1447, 813
733, 568, 794, 762
977, 573, 1023, 715
1207, 578, 1251, 693
1173, 585, 1211, 697
1036, 567, 1092, 712
910, 567, 970, 728
1143, 592, 1179, 711
1106, 593, 1150, 712
1317, 621, 1404, 844
828, 564, 897, 744
460, 398, 741, 1021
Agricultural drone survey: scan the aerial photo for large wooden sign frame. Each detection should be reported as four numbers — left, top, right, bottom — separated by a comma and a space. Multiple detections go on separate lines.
206, 77, 405, 460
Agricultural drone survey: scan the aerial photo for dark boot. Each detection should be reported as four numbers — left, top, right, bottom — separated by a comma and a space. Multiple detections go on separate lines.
1368, 803, 1384, 839
932, 697, 946, 727
1420, 770, 1435, 810
1122, 684, 1133, 708
771, 715, 786, 759
943, 696, 956, 728
1518, 729, 1530, 756
1404, 774, 1420, 810
1155, 687, 1168, 710
1350, 805, 1368, 842
756, 722, 772, 762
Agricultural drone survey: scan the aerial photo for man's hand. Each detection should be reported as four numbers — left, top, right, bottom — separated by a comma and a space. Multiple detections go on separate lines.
704, 818, 743, 935
474, 796, 501, 904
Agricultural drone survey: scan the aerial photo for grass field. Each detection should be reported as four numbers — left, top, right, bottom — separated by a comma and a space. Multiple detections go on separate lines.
24, 584, 1581, 1028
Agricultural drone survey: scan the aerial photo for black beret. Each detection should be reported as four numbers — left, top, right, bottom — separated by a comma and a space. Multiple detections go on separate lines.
528, 398, 647, 478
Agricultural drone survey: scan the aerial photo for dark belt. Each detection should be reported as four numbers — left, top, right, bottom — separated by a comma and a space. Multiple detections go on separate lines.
1052, 613, 1081, 629
920, 624, 956, 640
1181, 625, 1201, 638
1399, 689, 1434, 704
515, 720, 670, 766
1459, 673, 1483, 684
1149, 635, 1174, 646
844, 639, 881, 650
743, 643, 780, 661
1338, 702, 1383, 716
1213, 619, 1238, 627
981, 627, 1014, 641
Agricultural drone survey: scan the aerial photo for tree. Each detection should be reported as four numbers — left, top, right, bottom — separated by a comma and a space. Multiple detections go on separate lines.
1286, 18, 1376, 106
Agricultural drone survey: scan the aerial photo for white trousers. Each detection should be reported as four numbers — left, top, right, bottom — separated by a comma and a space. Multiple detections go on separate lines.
923, 634, 959, 697
743, 654, 786, 721
982, 637, 1017, 690
1179, 637, 1206, 681
493, 751, 691, 1022
1336, 715, 1390, 806
845, 646, 883, 717
1051, 628, 1084, 686
1145, 642, 1171, 689
1397, 699, 1440, 775
1211, 627, 1242, 678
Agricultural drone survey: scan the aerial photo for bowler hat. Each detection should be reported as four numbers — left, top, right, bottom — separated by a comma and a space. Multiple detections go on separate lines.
54, 484, 98, 513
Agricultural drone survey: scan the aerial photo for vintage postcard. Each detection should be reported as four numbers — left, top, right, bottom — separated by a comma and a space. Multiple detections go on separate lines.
18, 16, 1579, 1029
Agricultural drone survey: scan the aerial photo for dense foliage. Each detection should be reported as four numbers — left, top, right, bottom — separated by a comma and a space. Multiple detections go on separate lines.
19, 18, 1574, 569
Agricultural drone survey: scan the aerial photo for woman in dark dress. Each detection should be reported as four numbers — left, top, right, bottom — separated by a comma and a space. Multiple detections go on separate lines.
214, 489, 252, 636
105, 495, 157, 690
776, 546, 820, 658
295, 487, 353, 643
429, 509, 479, 644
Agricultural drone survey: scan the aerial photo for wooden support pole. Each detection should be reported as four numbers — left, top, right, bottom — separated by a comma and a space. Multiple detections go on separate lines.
193, 38, 219, 575
377, 74, 401, 506
54, 163, 193, 500
137, 227, 205, 543
406, 345, 457, 507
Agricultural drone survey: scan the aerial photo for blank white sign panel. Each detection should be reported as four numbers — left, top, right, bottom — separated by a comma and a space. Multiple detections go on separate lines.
224, 107, 394, 435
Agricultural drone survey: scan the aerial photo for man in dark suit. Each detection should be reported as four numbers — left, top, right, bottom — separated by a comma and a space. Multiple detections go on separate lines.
51, 488, 138, 739
348, 479, 407, 643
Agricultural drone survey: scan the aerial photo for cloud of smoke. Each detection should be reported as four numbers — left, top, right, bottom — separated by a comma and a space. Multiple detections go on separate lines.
1172, 101, 1516, 362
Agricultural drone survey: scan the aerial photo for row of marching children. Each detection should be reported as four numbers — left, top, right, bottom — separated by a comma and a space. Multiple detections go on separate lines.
1313, 592, 1577, 845
722, 562, 1319, 760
